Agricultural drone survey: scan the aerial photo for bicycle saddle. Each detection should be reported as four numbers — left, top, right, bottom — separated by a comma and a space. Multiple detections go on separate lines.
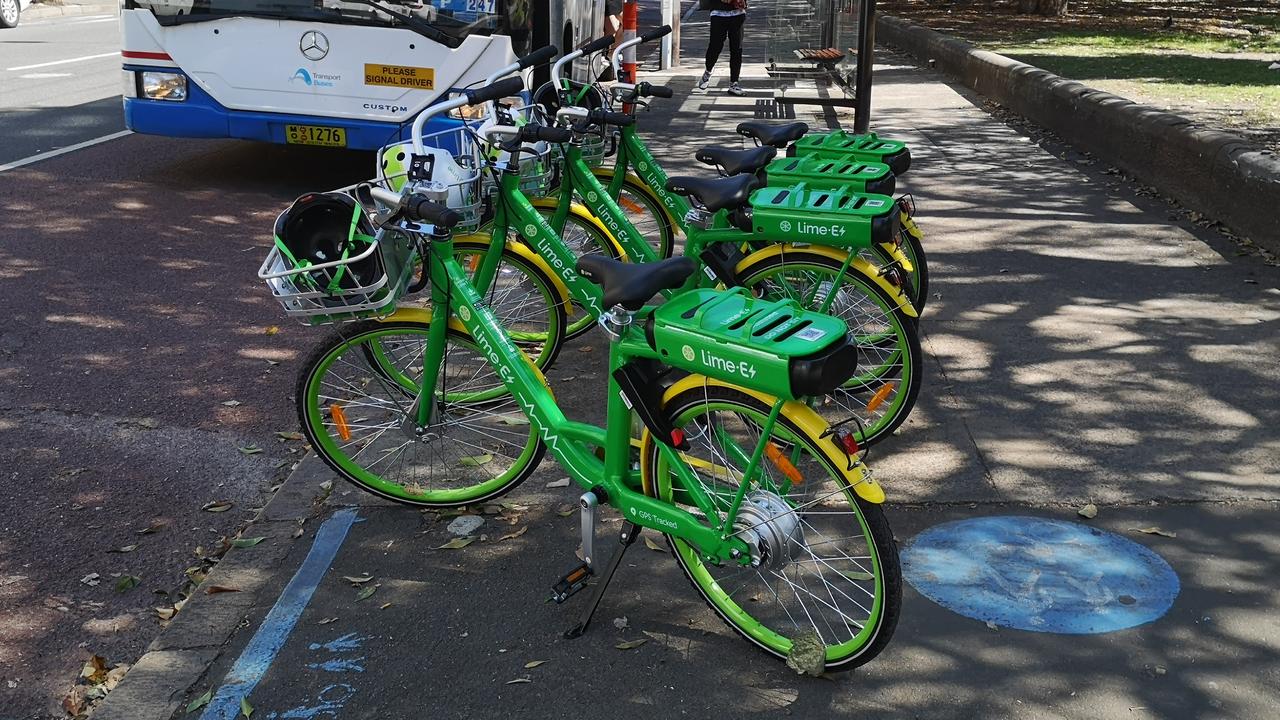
576, 256, 696, 311
664, 174, 761, 212
736, 120, 809, 148
694, 145, 776, 176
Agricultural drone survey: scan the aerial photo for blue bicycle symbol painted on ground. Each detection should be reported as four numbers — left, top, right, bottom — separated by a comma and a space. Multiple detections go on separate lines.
902, 516, 1180, 634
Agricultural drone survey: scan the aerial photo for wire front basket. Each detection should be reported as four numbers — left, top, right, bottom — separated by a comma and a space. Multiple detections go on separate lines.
376, 124, 486, 233
258, 221, 417, 325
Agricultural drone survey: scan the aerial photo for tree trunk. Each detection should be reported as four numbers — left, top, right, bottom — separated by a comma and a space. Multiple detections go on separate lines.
1016, 0, 1069, 16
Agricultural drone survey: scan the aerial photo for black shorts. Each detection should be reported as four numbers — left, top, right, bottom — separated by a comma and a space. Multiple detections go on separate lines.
606, 0, 623, 16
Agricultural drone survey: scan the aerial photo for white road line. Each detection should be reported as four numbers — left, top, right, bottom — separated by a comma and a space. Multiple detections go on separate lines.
0, 130, 133, 174
5, 52, 119, 72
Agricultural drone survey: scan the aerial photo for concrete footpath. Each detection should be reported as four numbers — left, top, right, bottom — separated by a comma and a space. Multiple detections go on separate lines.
92, 7, 1280, 720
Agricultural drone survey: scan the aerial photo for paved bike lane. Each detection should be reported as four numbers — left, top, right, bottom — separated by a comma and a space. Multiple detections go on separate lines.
93, 7, 1280, 719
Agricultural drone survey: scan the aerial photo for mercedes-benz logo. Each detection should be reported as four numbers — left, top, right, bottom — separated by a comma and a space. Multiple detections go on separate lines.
300, 31, 330, 61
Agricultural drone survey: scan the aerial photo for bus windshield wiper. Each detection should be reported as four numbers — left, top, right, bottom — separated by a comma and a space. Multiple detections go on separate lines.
337, 0, 461, 48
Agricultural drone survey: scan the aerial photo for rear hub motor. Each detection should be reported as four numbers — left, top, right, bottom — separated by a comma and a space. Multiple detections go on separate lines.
735, 490, 804, 569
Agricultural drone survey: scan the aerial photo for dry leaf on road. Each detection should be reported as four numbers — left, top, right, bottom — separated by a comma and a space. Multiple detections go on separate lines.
615, 639, 648, 650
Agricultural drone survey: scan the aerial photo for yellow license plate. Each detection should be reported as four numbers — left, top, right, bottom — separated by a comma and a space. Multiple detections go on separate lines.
285, 125, 347, 147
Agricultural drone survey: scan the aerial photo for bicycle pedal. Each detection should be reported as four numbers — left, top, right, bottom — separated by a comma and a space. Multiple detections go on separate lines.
551, 562, 593, 604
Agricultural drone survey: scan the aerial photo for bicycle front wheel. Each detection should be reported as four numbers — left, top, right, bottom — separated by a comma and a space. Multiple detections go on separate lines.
736, 248, 923, 445
297, 320, 544, 507
640, 381, 901, 671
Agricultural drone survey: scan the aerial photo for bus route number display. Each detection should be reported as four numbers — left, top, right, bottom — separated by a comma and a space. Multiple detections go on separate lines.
364, 64, 435, 90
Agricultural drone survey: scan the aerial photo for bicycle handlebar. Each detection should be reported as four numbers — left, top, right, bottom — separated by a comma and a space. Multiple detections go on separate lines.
465, 76, 525, 107
519, 45, 558, 69
369, 185, 460, 229
579, 34, 614, 55
640, 25, 672, 43
611, 25, 672, 76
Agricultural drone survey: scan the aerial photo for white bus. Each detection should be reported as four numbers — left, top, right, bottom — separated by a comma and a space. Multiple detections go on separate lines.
121, 0, 603, 149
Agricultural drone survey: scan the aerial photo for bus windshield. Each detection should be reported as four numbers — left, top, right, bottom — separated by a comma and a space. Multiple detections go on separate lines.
127, 0, 502, 44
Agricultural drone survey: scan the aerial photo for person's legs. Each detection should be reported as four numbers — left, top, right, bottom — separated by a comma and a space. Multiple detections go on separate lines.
727, 13, 745, 82
705, 14, 728, 72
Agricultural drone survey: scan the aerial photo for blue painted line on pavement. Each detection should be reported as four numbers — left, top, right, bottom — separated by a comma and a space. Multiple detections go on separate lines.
200, 508, 361, 720
902, 515, 1180, 634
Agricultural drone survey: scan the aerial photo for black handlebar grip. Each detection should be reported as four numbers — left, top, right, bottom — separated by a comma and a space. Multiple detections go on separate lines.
405, 194, 462, 229
643, 83, 673, 98
464, 76, 525, 106
518, 45, 558, 69
587, 108, 636, 127
639, 25, 672, 43
521, 125, 574, 143
579, 34, 614, 54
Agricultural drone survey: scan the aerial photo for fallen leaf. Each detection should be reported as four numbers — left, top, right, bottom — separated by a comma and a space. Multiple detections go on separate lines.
81, 573, 102, 586
840, 570, 875, 581
63, 686, 89, 716
556, 503, 576, 517
1130, 526, 1176, 538
497, 526, 528, 542
108, 544, 139, 553
205, 586, 241, 595
615, 639, 648, 650
115, 575, 141, 592
316, 617, 339, 625
275, 431, 305, 441
231, 536, 267, 548
457, 453, 492, 467
501, 502, 528, 511
81, 655, 108, 683
266, 360, 280, 366
156, 606, 177, 621
137, 417, 161, 429
137, 522, 168, 535
241, 696, 254, 718
641, 536, 666, 553
379, 602, 393, 610
201, 501, 233, 513
578, 345, 594, 353
238, 444, 263, 456
355, 585, 379, 602
186, 689, 212, 713
435, 537, 476, 549
613, 616, 629, 630
343, 574, 374, 585
505, 677, 532, 684
265, 326, 279, 336
221, 400, 242, 407
523, 660, 547, 668
497, 415, 530, 426
546, 478, 570, 488
785, 630, 826, 676
1078, 503, 1098, 519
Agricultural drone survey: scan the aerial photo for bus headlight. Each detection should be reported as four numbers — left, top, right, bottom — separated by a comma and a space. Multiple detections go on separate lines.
140, 71, 188, 101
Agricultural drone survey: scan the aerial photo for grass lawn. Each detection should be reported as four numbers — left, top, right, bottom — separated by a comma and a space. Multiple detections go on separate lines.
879, 1, 1280, 150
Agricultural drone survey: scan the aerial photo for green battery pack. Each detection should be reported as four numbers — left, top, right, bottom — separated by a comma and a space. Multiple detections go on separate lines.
750, 183, 899, 248
648, 288, 857, 401
764, 155, 896, 196
789, 131, 911, 175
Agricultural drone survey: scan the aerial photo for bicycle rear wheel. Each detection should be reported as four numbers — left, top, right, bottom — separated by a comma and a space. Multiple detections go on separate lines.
640, 381, 901, 671
735, 248, 922, 445
297, 320, 544, 506
591, 169, 677, 260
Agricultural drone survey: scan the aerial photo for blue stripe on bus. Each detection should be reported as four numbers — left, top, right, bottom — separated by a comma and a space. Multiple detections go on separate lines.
122, 65, 466, 150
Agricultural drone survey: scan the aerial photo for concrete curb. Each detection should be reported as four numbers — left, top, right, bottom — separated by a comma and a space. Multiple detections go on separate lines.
878, 15, 1280, 251
24, 1, 118, 20
87, 456, 335, 720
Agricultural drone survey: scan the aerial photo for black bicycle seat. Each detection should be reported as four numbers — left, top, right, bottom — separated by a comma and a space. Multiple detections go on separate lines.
736, 120, 809, 148
575, 256, 696, 311
694, 145, 777, 176
664, 174, 761, 212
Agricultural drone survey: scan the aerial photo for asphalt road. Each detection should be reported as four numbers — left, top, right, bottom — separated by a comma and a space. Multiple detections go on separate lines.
0, 15, 378, 719
0, 11, 124, 164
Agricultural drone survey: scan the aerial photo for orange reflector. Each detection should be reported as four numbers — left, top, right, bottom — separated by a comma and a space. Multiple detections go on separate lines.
466, 254, 481, 273
618, 196, 645, 214
764, 442, 804, 486
866, 382, 896, 414
329, 404, 351, 441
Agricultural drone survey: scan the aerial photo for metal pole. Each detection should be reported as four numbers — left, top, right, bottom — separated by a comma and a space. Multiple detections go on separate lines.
853, 0, 876, 133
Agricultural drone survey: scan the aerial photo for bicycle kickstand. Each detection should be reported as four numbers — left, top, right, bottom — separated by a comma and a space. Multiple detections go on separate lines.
563, 521, 640, 639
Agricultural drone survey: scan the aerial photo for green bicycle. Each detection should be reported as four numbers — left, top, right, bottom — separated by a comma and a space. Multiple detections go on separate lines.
281, 79, 902, 670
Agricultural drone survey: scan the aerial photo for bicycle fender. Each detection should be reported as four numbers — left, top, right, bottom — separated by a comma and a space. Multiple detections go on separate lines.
735, 244, 919, 319
660, 375, 885, 504
589, 168, 681, 229
378, 307, 469, 334
529, 197, 627, 260
879, 241, 915, 274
